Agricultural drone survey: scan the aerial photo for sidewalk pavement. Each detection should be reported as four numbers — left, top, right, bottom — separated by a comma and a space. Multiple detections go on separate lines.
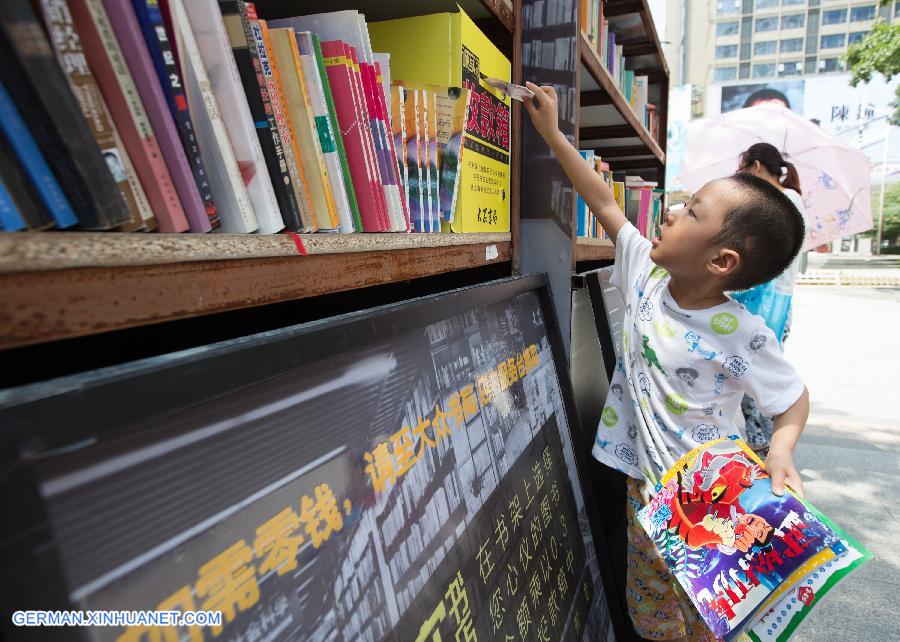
783, 286, 900, 641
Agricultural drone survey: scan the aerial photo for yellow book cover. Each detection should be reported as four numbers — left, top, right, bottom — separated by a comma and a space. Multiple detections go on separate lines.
370, 7, 510, 233
267, 27, 339, 230
613, 181, 626, 212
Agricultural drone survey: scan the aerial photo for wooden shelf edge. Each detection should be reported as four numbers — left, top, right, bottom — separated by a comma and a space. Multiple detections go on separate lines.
575, 237, 615, 261
0, 231, 512, 273
480, 0, 515, 32
578, 34, 665, 164
0, 241, 512, 350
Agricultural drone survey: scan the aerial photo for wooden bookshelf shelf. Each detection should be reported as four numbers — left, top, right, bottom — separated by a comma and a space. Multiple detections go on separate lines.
575, 237, 615, 262
0, 234, 511, 349
578, 33, 664, 164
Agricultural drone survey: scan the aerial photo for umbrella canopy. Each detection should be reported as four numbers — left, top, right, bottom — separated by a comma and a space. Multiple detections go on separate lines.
676, 103, 873, 250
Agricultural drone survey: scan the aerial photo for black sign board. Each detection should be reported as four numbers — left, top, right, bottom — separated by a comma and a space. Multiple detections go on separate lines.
0, 276, 625, 642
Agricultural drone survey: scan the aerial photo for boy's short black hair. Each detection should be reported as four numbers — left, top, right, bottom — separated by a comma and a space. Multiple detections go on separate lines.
710, 173, 805, 291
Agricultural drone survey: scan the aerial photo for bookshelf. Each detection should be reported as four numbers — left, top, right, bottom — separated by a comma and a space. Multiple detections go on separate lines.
0, 0, 520, 364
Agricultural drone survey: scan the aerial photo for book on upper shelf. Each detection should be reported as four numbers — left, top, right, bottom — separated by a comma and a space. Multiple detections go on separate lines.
369, 6, 512, 233
637, 437, 871, 642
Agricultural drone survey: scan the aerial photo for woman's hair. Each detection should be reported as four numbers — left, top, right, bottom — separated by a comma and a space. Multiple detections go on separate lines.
739, 142, 802, 196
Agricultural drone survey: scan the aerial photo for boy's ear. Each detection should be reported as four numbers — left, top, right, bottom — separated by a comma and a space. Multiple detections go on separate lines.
710, 248, 741, 279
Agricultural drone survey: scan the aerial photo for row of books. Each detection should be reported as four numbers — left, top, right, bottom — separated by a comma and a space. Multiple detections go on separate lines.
0, 1, 505, 235
576, 150, 664, 242
580, 0, 659, 142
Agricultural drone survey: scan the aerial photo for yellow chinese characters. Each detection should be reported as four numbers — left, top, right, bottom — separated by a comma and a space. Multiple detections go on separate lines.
477, 343, 540, 406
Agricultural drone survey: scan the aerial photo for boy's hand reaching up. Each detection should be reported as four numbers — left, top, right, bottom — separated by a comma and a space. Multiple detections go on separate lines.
523, 81, 561, 143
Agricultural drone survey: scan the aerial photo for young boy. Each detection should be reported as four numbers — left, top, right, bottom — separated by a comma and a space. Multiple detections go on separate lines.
523, 82, 810, 641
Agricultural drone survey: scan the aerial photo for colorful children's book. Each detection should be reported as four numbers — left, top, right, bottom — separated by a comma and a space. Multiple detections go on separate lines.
637, 437, 871, 642
434, 86, 469, 224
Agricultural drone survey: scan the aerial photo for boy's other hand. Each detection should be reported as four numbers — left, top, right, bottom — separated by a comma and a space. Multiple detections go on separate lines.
523, 82, 561, 143
765, 447, 804, 497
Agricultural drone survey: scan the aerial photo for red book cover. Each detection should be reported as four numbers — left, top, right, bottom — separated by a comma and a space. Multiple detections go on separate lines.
69, 0, 188, 232
102, 0, 210, 233
319, 39, 386, 232
345, 44, 388, 231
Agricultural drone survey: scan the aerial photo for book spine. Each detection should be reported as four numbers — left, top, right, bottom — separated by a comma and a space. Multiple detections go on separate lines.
110, 120, 157, 230
169, 0, 257, 233
311, 34, 360, 232
0, 79, 76, 229
70, 0, 189, 232
132, 0, 220, 229
40, 0, 148, 231
295, 33, 347, 231
219, 0, 301, 231
0, 0, 131, 229
0, 169, 25, 232
249, 12, 317, 232
425, 89, 440, 233
268, 27, 338, 231
360, 61, 402, 231
319, 40, 384, 232
103, 0, 211, 233
376, 64, 409, 231
345, 44, 388, 231
390, 85, 410, 230
0, 130, 55, 229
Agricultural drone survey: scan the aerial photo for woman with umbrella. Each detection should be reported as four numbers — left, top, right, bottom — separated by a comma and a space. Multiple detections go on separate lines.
732, 142, 808, 457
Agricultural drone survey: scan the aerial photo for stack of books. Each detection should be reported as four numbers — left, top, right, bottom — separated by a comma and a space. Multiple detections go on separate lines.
576, 150, 664, 242
0, 1, 507, 235
580, 0, 657, 141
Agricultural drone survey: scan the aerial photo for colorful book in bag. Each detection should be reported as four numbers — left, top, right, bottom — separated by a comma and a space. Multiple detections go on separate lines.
181, 0, 281, 233
637, 437, 871, 642
266, 26, 337, 232
131, 0, 219, 229
222, 0, 309, 232
424, 89, 441, 233
248, 11, 317, 232
374, 61, 409, 231
102, 0, 211, 233
41, 0, 152, 231
389, 84, 410, 227
403, 87, 425, 232
1, 0, 132, 230
169, 0, 257, 233
69, 0, 189, 232
307, 33, 360, 232
416, 87, 433, 232
0, 80, 75, 230
317, 39, 387, 232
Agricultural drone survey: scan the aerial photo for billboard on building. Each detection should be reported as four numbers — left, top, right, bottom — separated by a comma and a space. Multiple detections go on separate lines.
720, 80, 806, 113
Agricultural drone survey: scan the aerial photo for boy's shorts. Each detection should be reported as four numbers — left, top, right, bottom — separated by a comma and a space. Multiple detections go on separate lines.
625, 478, 723, 641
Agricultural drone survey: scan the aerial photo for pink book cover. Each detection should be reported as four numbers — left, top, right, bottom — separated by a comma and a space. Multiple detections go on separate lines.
101, 0, 210, 232
639, 187, 651, 237
345, 44, 388, 231
69, 0, 188, 232
366, 62, 409, 231
361, 60, 404, 231
374, 62, 409, 230
319, 40, 386, 231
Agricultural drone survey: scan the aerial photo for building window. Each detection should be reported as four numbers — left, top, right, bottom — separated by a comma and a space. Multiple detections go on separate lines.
716, 44, 739, 58
820, 57, 845, 72
820, 33, 846, 48
755, 0, 779, 8
717, 21, 740, 36
850, 5, 877, 21
822, 8, 847, 24
782, 0, 805, 5
896, 1, 900, 17
778, 61, 803, 76
715, 67, 738, 81
717, 0, 740, 15
755, 17, 779, 32
739, 62, 751, 78
754, 40, 778, 54
780, 37, 804, 52
848, 31, 869, 45
753, 63, 776, 78
781, 13, 805, 29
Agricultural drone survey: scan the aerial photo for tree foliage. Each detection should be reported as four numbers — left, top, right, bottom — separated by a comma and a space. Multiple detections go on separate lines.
845, 20, 900, 125
864, 180, 900, 245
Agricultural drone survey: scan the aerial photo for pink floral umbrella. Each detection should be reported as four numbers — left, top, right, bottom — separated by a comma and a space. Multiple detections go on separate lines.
676, 103, 873, 250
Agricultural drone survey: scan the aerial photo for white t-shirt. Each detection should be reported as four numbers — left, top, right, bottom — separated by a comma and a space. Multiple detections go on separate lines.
772, 189, 807, 296
591, 223, 805, 483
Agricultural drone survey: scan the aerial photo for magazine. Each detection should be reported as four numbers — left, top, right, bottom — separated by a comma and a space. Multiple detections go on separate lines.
637, 437, 871, 641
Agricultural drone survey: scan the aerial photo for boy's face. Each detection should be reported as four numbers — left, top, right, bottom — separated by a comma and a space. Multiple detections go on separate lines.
650, 179, 741, 281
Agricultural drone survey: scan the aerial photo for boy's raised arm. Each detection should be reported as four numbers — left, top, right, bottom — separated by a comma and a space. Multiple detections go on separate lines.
523, 82, 629, 243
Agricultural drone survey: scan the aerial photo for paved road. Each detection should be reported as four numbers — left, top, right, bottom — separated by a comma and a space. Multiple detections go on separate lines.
783, 286, 900, 641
